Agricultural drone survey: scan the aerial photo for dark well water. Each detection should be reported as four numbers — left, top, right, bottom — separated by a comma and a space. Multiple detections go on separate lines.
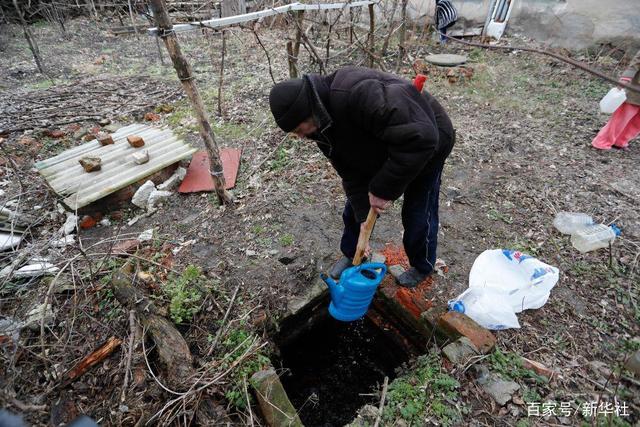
277, 313, 409, 427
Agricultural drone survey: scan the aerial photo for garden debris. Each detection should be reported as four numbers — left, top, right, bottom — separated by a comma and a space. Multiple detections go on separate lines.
127, 135, 145, 148
131, 180, 155, 209
60, 214, 78, 235
62, 336, 123, 386
24, 302, 55, 331
132, 149, 149, 165
250, 368, 303, 427
14, 261, 59, 278
148, 190, 173, 211
178, 149, 242, 193
79, 215, 97, 229
79, 156, 102, 172
157, 167, 187, 191
521, 357, 557, 380
144, 112, 161, 122
96, 132, 114, 146
138, 229, 154, 242
442, 337, 479, 365
0, 232, 22, 251
35, 124, 197, 210
112, 239, 140, 255
52, 235, 76, 248
0, 317, 23, 344
472, 364, 520, 406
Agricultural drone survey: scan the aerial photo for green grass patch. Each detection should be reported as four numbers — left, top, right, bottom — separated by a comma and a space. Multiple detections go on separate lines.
383, 353, 465, 426
489, 347, 548, 384
163, 264, 205, 324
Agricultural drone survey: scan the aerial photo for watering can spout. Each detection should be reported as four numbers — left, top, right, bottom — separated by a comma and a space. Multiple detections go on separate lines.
321, 273, 343, 304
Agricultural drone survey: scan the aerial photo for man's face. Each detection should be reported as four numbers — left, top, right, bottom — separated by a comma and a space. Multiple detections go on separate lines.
291, 117, 318, 139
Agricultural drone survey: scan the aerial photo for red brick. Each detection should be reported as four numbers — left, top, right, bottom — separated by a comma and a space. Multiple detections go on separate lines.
79, 215, 97, 229
437, 311, 496, 354
144, 112, 161, 122
127, 135, 145, 148
96, 132, 114, 146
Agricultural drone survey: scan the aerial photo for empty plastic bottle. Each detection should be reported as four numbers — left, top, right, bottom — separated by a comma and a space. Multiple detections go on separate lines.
599, 87, 627, 114
571, 224, 621, 253
553, 212, 594, 235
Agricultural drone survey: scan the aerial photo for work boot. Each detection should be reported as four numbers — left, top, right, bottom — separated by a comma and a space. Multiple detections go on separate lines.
329, 256, 353, 279
397, 267, 430, 288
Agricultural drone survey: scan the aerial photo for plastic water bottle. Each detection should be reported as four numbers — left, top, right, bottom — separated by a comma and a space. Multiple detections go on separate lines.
448, 287, 520, 330
600, 87, 626, 114
553, 212, 594, 235
571, 224, 621, 253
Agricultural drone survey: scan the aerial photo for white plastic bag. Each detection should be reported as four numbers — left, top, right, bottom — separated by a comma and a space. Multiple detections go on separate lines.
599, 87, 626, 114
449, 287, 520, 330
448, 249, 560, 330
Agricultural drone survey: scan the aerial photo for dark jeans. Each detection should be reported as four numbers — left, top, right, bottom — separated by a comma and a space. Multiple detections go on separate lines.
340, 155, 448, 275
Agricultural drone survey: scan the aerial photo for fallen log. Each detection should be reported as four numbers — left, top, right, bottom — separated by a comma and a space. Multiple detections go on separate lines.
111, 263, 195, 389
62, 336, 122, 386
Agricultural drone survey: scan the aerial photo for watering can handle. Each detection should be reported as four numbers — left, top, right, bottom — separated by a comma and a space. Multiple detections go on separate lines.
353, 208, 377, 266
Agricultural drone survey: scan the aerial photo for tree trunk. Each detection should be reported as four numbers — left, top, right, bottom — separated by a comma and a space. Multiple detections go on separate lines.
367, 4, 375, 68
395, 0, 408, 72
13, 0, 46, 76
111, 264, 195, 389
218, 29, 226, 116
148, 0, 232, 204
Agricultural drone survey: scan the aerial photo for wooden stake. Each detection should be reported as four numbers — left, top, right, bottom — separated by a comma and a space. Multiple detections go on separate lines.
149, 0, 232, 205
367, 3, 375, 68
62, 336, 123, 385
218, 29, 226, 116
381, 0, 399, 57
286, 41, 296, 78
292, 11, 304, 76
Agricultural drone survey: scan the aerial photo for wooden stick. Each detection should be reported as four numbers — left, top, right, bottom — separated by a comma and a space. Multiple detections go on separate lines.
373, 376, 388, 427
353, 207, 377, 266
120, 310, 137, 402
149, 0, 232, 205
62, 336, 123, 385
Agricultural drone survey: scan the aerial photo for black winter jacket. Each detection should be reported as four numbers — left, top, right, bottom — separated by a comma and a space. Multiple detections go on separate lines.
306, 67, 455, 222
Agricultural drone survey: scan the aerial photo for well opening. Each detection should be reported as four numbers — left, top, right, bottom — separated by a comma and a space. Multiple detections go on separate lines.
274, 292, 424, 426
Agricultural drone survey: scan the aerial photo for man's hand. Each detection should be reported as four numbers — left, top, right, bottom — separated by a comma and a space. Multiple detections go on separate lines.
368, 192, 391, 214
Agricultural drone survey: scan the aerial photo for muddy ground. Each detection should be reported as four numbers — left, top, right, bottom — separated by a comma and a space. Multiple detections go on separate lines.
1, 14, 639, 427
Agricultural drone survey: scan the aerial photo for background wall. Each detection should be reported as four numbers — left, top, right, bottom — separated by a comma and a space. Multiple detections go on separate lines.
408, 0, 640, 51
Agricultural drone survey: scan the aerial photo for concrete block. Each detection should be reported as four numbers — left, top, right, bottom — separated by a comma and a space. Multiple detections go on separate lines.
442, 336, 479, 365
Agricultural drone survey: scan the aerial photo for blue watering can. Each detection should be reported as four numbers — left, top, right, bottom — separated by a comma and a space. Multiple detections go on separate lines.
321, 262, 387, 322
321, 208, 386, 321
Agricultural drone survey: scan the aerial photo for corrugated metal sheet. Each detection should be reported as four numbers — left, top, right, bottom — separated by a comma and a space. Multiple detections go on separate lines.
35, 124, 197, 210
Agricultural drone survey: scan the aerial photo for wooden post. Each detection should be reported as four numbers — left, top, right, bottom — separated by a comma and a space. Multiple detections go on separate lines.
395, 0, 408, 72
149, 0, 232, 204
292, 11, 304, 76
13, 0, 46, 76
218, 29, 226, 116
286, 41, 296, 78
381, 0, 399, 57
367, 3, 375, 68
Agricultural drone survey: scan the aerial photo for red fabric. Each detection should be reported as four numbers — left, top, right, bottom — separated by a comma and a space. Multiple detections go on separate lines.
413, 74, 427, 92
592, 102, 640, 149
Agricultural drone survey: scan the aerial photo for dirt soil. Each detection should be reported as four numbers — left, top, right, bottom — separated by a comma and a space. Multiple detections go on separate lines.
0, 15, 639, 427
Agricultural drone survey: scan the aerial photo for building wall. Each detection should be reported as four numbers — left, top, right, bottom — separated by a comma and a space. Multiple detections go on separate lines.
409, 0, 640, 50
